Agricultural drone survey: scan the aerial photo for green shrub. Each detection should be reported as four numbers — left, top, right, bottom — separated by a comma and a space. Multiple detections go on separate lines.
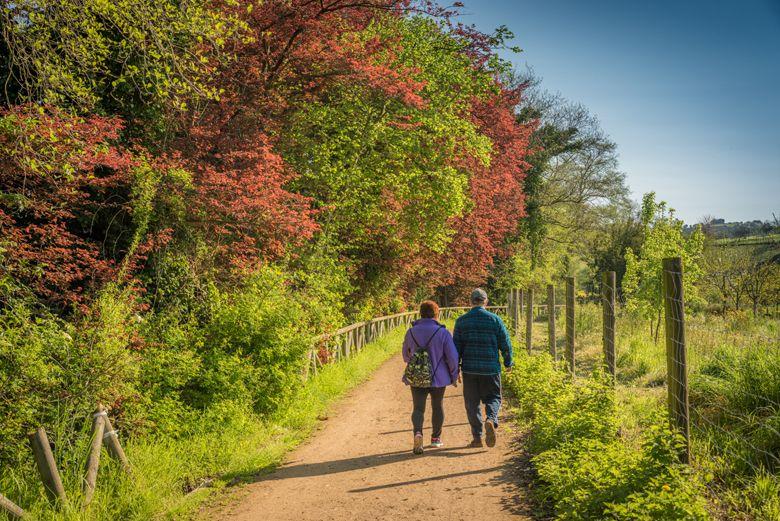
507, 352, 710, 520
193, 268, 312, 415
0, 280, 138, 467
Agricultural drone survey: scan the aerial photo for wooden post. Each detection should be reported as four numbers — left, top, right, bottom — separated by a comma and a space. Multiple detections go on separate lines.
547, 284, 556, 360
525, 287, 534, 354
663, 257, 691, 463
28, 428, 67, 503
310, 349, 318, 376
507, 290, 516, 333
102, 415, 131, 473
565, 277, 576, 375
602, 271, 617, 379
0, 492, 27, 519
83, 407, 106, 506
519, 289, 524, 342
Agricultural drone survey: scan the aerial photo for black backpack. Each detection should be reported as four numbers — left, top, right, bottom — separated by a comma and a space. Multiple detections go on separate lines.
403, 325, 444, 387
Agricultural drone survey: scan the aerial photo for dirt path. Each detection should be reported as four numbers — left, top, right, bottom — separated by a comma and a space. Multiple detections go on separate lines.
214, 354, 536, 520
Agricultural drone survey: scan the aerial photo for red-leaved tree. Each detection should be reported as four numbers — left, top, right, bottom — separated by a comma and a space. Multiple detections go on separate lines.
0, 106, 136, 307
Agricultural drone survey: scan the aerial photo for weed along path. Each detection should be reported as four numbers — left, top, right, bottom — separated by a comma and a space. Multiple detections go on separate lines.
213, 353, 534, 520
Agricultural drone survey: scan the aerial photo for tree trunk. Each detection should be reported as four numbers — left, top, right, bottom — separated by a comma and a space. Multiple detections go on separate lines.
654, 309, 662, 345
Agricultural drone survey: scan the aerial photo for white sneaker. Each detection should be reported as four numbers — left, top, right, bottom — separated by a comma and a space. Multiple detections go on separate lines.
413, 433, 424, 454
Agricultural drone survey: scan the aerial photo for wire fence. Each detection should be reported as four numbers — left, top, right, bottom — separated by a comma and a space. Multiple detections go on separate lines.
508, 259, 780, 490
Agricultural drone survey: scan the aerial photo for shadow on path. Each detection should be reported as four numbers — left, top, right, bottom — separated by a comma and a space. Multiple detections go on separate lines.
378, 422, 471, 435
245, 445, 487, 483
349, 465, 504, 493
488, 426, 552, 519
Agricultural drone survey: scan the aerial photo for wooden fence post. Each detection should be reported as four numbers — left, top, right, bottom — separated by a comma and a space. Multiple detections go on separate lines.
102, 415, 131, 473
507, 289, 516, 333
0, 492, 27, 519
519, 289, 524, 342
28, 428, 67, 504
663, 257, 691, 464
547, 284, 556, 359
525, 287, 533, 354
602, 271, 617, 379
309, 348, 317, 377
83, 407, 106, 506
565, 277, 576, 375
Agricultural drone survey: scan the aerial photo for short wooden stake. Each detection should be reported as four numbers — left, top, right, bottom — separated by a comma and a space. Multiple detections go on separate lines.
102, 415, 131, 473
525, 287, 534, 354
547, 284, 556, 360
28, 428, 67, 504
565, 277, 576, 375
0, 492, 27, 519
602, 271, 617, 379
663, 257, 691, 464
83, 407, 106, 506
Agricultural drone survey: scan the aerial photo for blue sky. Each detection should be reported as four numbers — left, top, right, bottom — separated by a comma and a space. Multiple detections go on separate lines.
460, 0, 780, 223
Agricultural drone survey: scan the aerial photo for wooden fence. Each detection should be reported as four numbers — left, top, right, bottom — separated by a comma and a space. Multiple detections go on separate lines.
305, 306, 509, 378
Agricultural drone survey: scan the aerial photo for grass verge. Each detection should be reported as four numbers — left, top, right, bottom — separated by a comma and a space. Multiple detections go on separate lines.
0, 326, 406, 521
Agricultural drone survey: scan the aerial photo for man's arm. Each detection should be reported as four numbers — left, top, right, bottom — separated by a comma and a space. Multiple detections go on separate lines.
453, 320, 464, 361
496, 317, 513, 368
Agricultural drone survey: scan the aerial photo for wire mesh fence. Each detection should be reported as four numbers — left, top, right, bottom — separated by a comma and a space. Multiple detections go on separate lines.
510, 259, 779, 491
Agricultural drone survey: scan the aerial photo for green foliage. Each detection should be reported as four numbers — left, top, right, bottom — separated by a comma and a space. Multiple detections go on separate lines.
280, 15, 500, 311
600, 308, 780, 519
624, 192, 705, 326
1, 0, 244, 118
506, 353, 710, 520
0, 324, 405, 520
0, 277, 138, 466
195, 269, 314, 414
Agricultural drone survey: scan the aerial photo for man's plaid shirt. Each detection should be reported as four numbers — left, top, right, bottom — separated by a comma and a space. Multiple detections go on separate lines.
453, 306, 514, 375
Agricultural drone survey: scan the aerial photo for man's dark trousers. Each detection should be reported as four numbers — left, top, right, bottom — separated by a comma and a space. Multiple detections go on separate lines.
462, 372, 502, 440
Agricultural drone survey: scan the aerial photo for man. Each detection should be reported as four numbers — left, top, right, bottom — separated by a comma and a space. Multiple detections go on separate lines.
453, 288, 513, 448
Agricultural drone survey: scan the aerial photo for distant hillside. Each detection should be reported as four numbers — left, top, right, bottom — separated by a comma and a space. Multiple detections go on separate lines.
683, 218, 779, 239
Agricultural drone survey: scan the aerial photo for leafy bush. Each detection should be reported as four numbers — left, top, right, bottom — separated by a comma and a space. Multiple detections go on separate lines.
0, 279, 139, 467
194, 269, 312, 415
506, 353, 710, 520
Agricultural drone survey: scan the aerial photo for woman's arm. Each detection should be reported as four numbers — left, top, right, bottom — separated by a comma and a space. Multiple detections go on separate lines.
402, 329, 414, 363
442, 330, 460, 382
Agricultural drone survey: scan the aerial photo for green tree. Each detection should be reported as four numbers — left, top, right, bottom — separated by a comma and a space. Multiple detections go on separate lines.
623, 192, 705, 342
0, 0, 242, 128
280, 16, 498, 313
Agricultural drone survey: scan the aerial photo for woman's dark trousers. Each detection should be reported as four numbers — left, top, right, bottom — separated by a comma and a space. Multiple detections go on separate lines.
411, 386, 446, 437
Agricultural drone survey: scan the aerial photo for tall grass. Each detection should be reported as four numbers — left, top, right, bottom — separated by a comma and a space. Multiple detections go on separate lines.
0, 327, 406, 520
567, 304, 780, 520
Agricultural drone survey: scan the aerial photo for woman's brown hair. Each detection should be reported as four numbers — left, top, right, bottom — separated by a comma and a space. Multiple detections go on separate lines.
419, 300, 440, 319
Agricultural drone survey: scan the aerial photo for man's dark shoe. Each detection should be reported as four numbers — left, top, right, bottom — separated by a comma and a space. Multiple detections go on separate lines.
485, 419, 497, 448
468, 438, 484, 448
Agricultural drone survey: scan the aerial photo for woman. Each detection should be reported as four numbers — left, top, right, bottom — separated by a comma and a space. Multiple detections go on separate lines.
402, 300, 460, 455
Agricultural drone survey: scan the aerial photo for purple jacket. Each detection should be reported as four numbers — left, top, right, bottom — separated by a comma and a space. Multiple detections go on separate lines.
402, 319, 460, 388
